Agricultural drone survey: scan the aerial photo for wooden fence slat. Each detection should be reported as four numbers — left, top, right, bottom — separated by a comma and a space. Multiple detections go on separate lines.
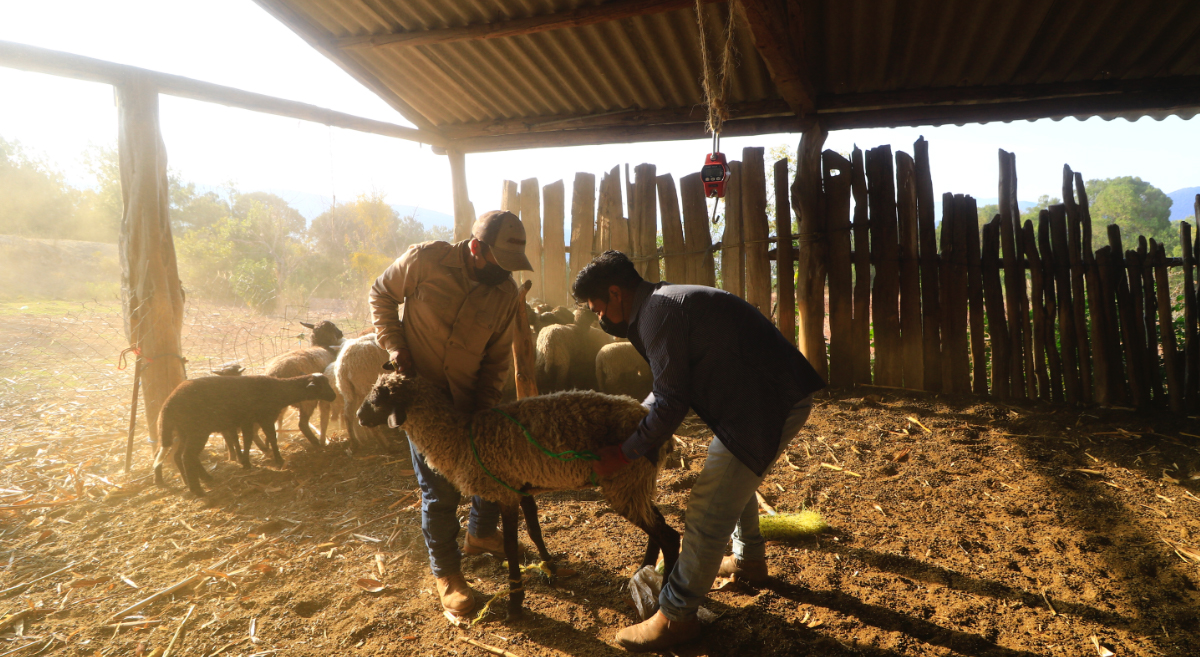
606, 170, 633, 256
896, 151, 924, 390
721, 160, 745, 297
569, 172, 596, 290
938, 193, 955, 393
850, 147, 872, 385
1108, 225, 1142, 407
1009, 155, 1035, 399
795, 127, 829, 380
1023, 219, 1050, 400
824, 151, 853, 386
981, 216, 1010, 398
949, 195, 971, 392
964, 196, 987, 395
997, 150, 1027, 399
518, 178, 545, 301
1138, 236, 1164, 404
867, 145, 901, 386
914, 137, 942, 392
657, 174, 686, 284
542, 180, 567, 307
1073, 171, 1100, 403
1125, 247, 1151, 409
501, 179, 520, 213
1038, 213, 1064, 403
1153, 240, 1183, 412
1095, 246, 1126, 405
1182, 221, 1198, 409
680, 172, 716, 287
774, 159, 796, 344
1048, 204, 1080, 404
633, 163, 659, 282
743, 148, 771, 317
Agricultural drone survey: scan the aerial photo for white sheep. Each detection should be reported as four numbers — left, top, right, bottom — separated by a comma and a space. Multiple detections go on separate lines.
595, 341, 653, 401
334, 332, 401, 451
356, 373, 679, 618
535, 309, 613, 393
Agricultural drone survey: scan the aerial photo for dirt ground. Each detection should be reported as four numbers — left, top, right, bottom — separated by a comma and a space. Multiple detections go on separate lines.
3, 379, 1200, 657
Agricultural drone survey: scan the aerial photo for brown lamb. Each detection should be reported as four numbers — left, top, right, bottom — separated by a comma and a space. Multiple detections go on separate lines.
153, 374, 336, 496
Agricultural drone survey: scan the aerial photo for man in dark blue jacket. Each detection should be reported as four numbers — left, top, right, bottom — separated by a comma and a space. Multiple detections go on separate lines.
573, 251, 825, 652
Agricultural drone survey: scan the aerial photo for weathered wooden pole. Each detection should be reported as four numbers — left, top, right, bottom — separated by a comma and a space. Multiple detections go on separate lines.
742, 147, 772, 318
447, 149, 473, 242
824, 151, 852, 384
1182, 221, 1198, 409
519, 178, 544, 300
722, 160, 745, 297
657, 174, 686, 283
793, 123, 829, 380
1038, 214, 1064, 402
866, 145, 899, 386
117, 79, 186, 453
542, 180, 567, 306
850, 147, 871, 385
774, 159, 796, 344
568, 172, 596, 287
913, 137, 941, 392
633, 163, 660, 282
895, 151, 923, 390
1153, 240, 1182, 412
680, 173, 716, 287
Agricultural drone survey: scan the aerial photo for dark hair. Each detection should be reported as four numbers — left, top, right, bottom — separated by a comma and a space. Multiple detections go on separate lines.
572, 250, 644, 301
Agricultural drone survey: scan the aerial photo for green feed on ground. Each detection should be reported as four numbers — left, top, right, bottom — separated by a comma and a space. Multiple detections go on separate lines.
760, 510, 829, 540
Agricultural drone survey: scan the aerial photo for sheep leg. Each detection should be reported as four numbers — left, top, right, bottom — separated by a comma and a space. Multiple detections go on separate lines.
179, 432, 208, 496
635, 507, 680, 576
220, 429, 240, 461
518, 495, 555, 575
295, 401, 323, 448
238, 423, 256, 469
500, 505, 525, 618
317, 400, 330, 443
261, 420, 284, 466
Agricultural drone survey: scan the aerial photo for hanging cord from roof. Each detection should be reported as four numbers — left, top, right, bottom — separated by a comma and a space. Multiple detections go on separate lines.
695, 0, 738, 138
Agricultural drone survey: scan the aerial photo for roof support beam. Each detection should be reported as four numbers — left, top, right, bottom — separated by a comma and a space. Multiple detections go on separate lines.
0, 39, 446, 147
337, 0, 726, 49
736, 0, 815, 116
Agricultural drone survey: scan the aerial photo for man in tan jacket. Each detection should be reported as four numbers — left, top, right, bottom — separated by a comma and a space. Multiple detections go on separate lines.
369, 210, 531, 618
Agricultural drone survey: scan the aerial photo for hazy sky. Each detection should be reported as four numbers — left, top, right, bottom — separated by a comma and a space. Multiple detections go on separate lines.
3, 0, 1200, 222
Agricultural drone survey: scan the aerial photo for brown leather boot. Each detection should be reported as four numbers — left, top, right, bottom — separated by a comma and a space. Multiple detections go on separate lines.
435, 572, 475, 616
463, 531, 505, 557
614, 610, 701, 652
717, 555, 769, 586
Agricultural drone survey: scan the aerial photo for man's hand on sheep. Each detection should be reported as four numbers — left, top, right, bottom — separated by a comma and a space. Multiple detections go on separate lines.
591, 444, 631, 477
386, 348, 414, 374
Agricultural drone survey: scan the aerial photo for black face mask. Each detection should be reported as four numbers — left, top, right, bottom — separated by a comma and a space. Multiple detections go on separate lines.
475, 262, 510, 286
599, 315, 629, 338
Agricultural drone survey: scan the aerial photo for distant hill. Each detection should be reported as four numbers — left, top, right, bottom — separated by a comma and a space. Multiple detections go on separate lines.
195, 185, 454, 228
1168, 187, 1200, 221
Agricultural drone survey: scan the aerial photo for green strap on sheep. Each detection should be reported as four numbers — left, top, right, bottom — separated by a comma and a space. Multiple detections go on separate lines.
469, 409, 600, 497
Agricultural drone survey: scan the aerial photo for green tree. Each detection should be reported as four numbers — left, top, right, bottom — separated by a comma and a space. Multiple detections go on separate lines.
0, 136, 81, 240
1086, 176, 1175, 252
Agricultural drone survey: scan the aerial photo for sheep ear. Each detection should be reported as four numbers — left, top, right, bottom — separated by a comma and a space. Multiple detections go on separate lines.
299, 321, 315, 329
387, 409, 405, 429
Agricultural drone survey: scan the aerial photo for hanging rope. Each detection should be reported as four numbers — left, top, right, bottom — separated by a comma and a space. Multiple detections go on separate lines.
695, 0, 738, 138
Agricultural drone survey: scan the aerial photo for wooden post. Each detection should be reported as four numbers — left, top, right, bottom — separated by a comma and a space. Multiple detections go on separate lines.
1125, 247, 1150, 410
742, 147, 772, 318
542, 180, 567, 306
914, 137, 942, 392
774, 159, 796, 344
850, 147, 872, 385
1072, 171, 1099, 403
1009, 154, 1035, 399
680, 173, 716, 287
721, 160, 745, 298
895, 151, 923, 390
963, 196, 986, 395
594, 167, 618, 252
568, 172, 596, 290
1108, 225, 1143, 408
824, 151, 852, 385
1048, 205, 1080, 404
657, 174, 686, 283
602, 168, 632, 256
512, 280, 538, 399
866, 145, 900, 387
633, 163, 660, 282
519, 178, 544, 301
793, 125, 829, 380
124, 358, 142, 473
1182, 221, 1198, 409
949, 195, 971, 392
501, 180, 520, 213
1024, 219, 1049, 400
1098, 236, 1125, 405
447, 149, 473, 242
997, 150, 1027, 399
1038, 213, 1064, 402
981, 216, 1009, 398
1153, 240, 1182, 412
117, 81, 185, 452
1139, 236, 1164, 404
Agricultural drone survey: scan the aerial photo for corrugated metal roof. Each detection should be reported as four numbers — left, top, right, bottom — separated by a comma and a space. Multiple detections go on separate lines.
256, 0, 1200, 151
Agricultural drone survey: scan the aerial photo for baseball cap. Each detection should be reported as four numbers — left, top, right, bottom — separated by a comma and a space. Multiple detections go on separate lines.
473, 210, 533, 272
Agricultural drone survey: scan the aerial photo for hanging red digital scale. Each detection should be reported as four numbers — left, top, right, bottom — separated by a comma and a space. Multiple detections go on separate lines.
700, 132, 729, 198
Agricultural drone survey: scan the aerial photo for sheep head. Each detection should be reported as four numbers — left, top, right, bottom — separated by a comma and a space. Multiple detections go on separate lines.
358, 373, 418, 430
301, 320, 344, 349
307, 373, 338, 402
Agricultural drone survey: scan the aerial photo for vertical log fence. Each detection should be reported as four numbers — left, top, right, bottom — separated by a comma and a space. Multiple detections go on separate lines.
498, 138, 1200, 413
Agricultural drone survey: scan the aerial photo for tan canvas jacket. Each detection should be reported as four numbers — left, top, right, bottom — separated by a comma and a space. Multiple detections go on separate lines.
369, 240, 518, 413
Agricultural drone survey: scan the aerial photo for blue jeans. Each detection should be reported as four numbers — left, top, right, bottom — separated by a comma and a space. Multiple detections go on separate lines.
659, 398, 813, 620
410, 439, 500, 578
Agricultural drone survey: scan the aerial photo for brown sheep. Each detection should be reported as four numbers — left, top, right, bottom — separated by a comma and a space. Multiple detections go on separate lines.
265, 346, 336, 447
